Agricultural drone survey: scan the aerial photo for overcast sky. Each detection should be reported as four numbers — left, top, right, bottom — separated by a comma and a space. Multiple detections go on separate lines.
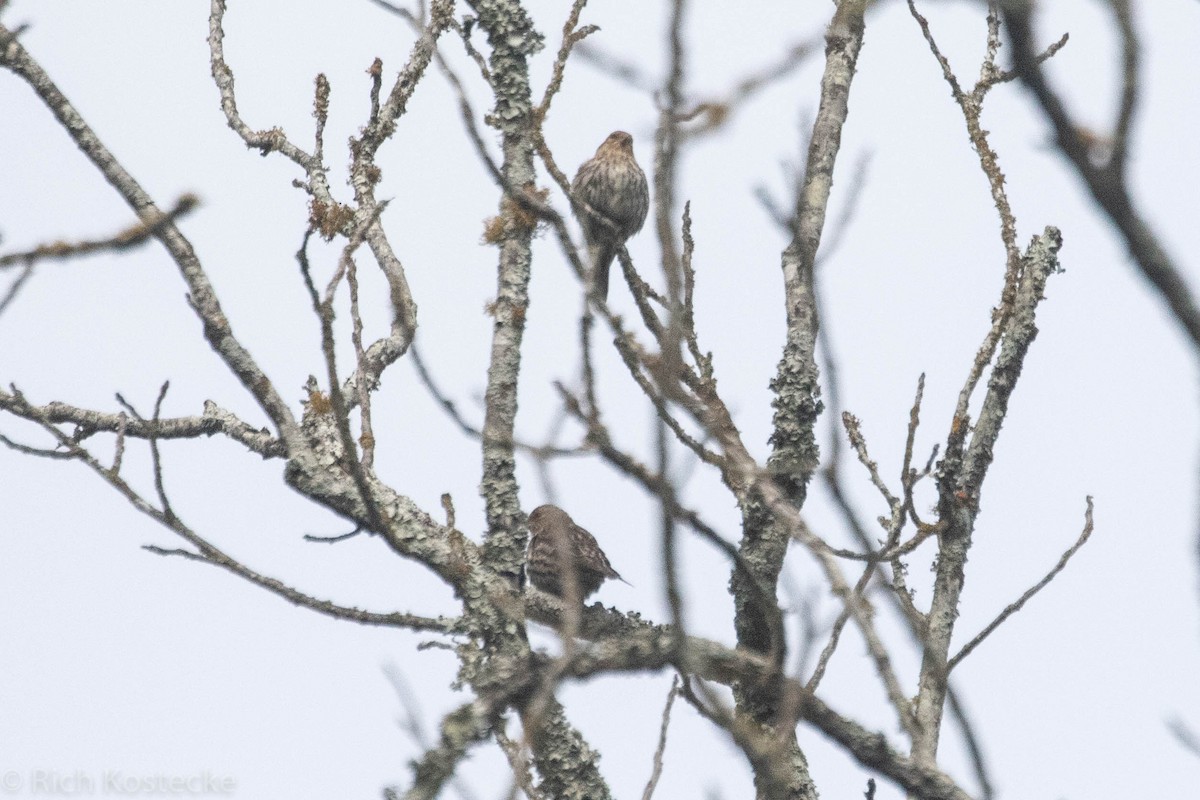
2, 2, 1199, 799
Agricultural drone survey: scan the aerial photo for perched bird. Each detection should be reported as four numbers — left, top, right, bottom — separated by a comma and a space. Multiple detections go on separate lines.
571, 131, 649, 300
525, 504, 624, 601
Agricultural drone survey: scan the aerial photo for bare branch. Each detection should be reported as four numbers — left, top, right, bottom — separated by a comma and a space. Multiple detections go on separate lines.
0, 431, 74, 459
841, 411, 901, 510
803, 565, 870, 694
385, 666, 482, 800
303, 528, 364, 544
0, 193, 199, 270
394, 10, 504, 184
297, 224, 388, 537
149, 381, 175, 520
947, 496, 1095, 672
917, 227, 1064, 766
147, 543, 449, 630
947, 688, 995, 800
5, 386, 452, 633
0, 260, 34, 316
525, 596, 978, 799
535, 0, 597, 121
574, 42, 657, 93
1108, 0, 1139, 171
908, 1, 1023, 418
342, 1, 457, 400
0, 390, 284, 459
409, 340, 582, 460
641, 677, 681, 800
799, 691, 974, 800
0, 19, 305, 451
1001, 4, 1200, 352
680, 34, 822, 140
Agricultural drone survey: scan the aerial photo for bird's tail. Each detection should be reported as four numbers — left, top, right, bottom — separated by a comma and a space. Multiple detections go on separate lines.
588, 242, 617, 300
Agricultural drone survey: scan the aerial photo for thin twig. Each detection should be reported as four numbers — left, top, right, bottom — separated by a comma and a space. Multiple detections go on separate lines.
947, 496, 1095, 672
0, 194, 200, 270
641, 676, 681, 800
384, 665, 482, 800
5, 385, 450, 633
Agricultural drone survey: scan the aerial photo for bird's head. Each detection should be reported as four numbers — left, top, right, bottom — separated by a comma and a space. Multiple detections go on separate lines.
528, 504, 572, 534
597, 130, 635, 157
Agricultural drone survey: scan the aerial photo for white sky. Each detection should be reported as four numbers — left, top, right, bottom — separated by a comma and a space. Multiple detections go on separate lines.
2, 2, 1199, 799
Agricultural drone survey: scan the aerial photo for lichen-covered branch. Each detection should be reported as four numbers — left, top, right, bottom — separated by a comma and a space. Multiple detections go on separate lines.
724, 5, 868, 797
915, 227, 1063, 767
401, 700, 502, 800
470, 0, 545, 586
0, 391, 284, 458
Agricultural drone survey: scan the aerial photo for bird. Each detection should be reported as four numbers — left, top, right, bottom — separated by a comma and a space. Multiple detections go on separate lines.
525, 504, 624, 601
571, 131, 649, 300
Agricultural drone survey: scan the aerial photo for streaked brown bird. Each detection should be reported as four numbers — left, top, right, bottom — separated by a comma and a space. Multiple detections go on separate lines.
525, 504, 624, 600
571, 131, 649, 300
